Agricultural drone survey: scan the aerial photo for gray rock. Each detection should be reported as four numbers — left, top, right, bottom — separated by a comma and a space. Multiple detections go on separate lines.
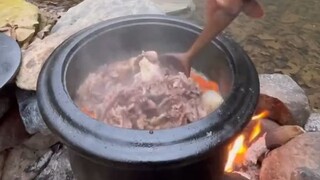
304, 113, 320, 132
23, 150, 54, 179
151, 0, 194, 15
260, 132, 320, 180
265, 125, 305, 150
260, 118, 281, 134
16, 0, 163, 90
35, 146, 73, 180
257, 74, 311, 127
244, 135, 267, 167
2, 146, 48, 180
290, 167, 320, 180
16, 89, 49, 134
51, 0, 162, 33
23, 133, 59, 150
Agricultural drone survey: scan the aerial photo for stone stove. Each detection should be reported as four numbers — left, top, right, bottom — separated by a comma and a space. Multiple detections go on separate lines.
221, 74, 319, 180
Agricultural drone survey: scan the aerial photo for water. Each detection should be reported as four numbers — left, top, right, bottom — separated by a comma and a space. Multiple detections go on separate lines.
185, 0, 320, 112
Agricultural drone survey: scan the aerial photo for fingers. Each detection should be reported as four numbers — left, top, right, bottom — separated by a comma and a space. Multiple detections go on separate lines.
216, 0, 244, 15
212, 0, 264, 18
243, 0, 264, 18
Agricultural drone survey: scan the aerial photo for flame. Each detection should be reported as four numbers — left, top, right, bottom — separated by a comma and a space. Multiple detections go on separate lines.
224, 135, 245, 172
189, 70, 268, 173
251, 111, 269, 121
249, 120, 261, 142
224, 110, 269, 172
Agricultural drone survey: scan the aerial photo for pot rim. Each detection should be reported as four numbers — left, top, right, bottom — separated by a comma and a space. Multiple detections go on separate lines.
37, 14, 259, 167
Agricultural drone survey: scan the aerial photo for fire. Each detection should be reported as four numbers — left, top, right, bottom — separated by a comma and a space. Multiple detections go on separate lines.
224, 110, 269, 172
249, 120, 261, 142
224, 135, 245, 172
251, 111, 269, 121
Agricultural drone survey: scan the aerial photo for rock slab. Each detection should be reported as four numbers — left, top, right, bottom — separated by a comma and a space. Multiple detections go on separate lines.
304, 113, 320, 132
16, 0, 163, 90
257, 74, 311, 127
0, 0, 39, 46
260, 132, 320, 180
2, 145, 48, 180
16, 89, 49, 134
290, 167, 320, 180
35, 146, 73, 180
1, 144, 71, 180
151, 0, 194, 14
23, 132, 59, 150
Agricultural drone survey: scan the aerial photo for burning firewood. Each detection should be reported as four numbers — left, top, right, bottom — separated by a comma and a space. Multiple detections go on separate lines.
244, 134, 268, 166
265, 125, 305, 150
224, 111, 270, 173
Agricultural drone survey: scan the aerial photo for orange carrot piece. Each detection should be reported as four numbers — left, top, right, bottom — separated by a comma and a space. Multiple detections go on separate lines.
190, 71, 219, 92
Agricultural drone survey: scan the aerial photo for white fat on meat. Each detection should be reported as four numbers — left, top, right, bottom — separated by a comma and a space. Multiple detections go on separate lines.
138, 55, 163, 82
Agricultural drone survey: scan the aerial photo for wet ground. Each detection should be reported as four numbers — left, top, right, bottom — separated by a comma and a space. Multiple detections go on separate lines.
191, 0, 320, 112
26, 0, 319, 112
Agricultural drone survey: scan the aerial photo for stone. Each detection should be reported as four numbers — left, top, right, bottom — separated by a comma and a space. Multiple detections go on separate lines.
260, 132, 320, 180
244, 134, 268, 166
304, 113, 320, 132
290, 167, 320, 180
260, 119, 281, 135
0, 0, 39, 46
257, 74, 311, 127
2, 145, 48, 180
151, 0, 194, 14
27, 0, 82, 17
265, 125, 305, 150
16, 0, 163, 90
35, 146, 73, 180
16, 89, 49, 134
23, 133, 59, 150
23, 150, 54, 179
0, 105, 30, 152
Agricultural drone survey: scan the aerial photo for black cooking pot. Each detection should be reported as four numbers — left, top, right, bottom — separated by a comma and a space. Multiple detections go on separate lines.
37, 14, 259, 180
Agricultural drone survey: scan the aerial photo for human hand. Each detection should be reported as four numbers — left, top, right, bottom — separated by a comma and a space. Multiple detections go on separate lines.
206, 0, 264, 19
